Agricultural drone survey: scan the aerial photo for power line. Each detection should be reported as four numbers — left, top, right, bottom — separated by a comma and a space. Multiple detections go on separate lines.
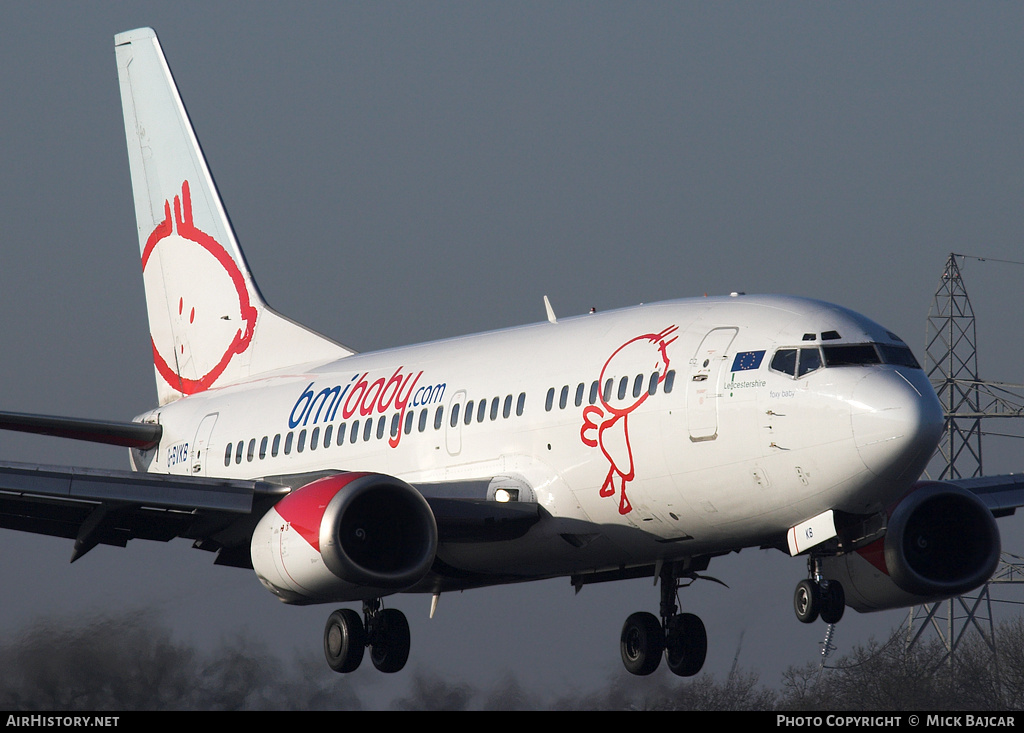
954, 253, 1024, 268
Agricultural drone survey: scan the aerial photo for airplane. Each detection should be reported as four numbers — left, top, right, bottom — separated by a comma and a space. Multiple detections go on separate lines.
0, 26, 1020, 677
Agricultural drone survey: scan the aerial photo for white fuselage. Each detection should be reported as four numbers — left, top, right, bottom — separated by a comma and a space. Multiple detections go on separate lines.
131, 294, 942, 587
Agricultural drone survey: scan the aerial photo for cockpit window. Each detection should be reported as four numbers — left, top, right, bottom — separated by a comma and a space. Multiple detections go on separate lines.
774, 342, 922, 375
877, 343, 922, 369
770, 347, 823, 378
822, 343, 922, 369
822, 344, 881, 366
770, 349, 797, 376
797, 347, 822, 376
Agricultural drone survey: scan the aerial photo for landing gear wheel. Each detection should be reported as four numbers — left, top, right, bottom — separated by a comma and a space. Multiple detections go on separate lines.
370, 608, 411, 674
794, 579, 820, 624
621, 611, 664, 676
819, 580, 846, 624
665, 612, 707, 677
324, 608, 365, 673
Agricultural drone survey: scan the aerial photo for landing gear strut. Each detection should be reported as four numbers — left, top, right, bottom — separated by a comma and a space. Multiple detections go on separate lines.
794, 556, 845, 625
324, 599, 411, 673
620, 563, 707, 677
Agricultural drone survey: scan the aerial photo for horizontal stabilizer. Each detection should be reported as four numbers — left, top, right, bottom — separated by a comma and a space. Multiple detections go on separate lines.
0, 411, 163, 449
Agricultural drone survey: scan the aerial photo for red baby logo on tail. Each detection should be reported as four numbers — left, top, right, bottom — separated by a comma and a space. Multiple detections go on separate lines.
581, 326, 678, 515
142, 180, 258, 395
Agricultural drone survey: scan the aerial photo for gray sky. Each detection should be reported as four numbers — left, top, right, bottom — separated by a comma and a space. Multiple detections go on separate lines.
2, 1, 1024, 704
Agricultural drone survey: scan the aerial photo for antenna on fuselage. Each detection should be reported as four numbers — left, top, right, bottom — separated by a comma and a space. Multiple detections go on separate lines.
543, 295, 557, 324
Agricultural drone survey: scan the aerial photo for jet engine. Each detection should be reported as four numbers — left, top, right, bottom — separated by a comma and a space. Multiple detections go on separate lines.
251, 472, 438, 604
821, 481, 1001, 612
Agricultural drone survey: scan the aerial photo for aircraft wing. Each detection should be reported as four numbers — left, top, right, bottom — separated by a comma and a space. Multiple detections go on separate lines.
944, 473, 1024, 518
0, 460, 278, 563
0, 458, 541, 565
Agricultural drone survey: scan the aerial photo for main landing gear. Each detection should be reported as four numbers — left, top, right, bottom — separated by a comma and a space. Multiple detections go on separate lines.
620, 564, 708, 677
793, 556, 845, 625
324, 598, 411, 674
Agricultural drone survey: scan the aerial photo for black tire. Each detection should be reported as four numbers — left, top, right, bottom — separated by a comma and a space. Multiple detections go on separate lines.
665, 612, 707, 677
324, 608, 365, 673
794, 579, 820, 624
620, 612, 664, 676
819, 580, 846, 624
370, 608, 411, 674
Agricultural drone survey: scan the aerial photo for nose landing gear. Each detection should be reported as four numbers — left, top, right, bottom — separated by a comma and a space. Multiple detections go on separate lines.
794, 556, 845, 625
620, 563, 708, 677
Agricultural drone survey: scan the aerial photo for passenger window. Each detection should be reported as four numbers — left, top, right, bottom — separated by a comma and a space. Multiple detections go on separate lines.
272, 434, 281, 457
503, 394, 512, 418
377, 416, 387, 439
284, 432, 294, 455
259, 436, 268, 460
648, 372, 659, 396
590, 380, 599, 405
224, 443, 232, 467
235, 441, 244, 464
618, 377, 628, 401
771, 349, 797, 376
490, 397, 500, 421
418, 409, 428, 432
450, 403, 461, 427
575, 383, 584, 407
391, 414, 400, 438
559, 386, 569, 410
434, 406, 444, 430
517, 392, 526, 416
363, 419, 373, 441
323, 425, 333, 448
545, 388, 554, 412
350, 420, 360, 443
633, 374, 644, 399
297, 430, 306, 453
247, 438, 256, 462
663, 370, 676, 393
603, 379, 613, 403
477, 400, 487, 423
310, 427, 319, 451
405, 412, 414, 434
464, 400, 474, 425
336, 423, 346, 446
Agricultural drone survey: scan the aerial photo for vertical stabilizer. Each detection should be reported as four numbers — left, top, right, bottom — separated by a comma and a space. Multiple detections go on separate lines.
115, 28, 353, 405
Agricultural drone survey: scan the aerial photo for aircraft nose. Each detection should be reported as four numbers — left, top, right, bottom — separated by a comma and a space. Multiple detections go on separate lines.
850, 369, 943, 482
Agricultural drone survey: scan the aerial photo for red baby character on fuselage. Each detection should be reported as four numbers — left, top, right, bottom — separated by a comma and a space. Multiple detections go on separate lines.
581, 326, 678, 515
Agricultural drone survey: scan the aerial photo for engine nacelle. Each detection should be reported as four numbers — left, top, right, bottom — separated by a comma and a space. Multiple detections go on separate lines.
251, 472, 438, 604
821, 481, 1001, 612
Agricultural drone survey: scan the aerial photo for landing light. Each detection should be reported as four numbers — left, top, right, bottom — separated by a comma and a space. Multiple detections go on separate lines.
494, 488, 519, 503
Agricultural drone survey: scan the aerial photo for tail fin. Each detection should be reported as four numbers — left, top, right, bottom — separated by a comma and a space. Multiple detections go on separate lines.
114, 28, 353, 406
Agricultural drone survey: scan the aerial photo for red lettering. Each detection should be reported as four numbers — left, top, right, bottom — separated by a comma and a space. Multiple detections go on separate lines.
360, 377, 386, 417
341, 372, 369, 419
377, 367, 405, 413
389, 370, 423, 448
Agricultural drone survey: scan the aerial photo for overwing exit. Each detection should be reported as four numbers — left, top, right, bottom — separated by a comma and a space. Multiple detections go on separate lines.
0, 27, 1017, 678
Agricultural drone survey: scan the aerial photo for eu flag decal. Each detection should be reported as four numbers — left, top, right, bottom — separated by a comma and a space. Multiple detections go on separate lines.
731, 350, 765, 372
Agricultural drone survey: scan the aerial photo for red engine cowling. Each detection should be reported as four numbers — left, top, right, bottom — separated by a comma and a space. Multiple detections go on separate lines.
250, 472, 438, 604
821, 481, 1001, 612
